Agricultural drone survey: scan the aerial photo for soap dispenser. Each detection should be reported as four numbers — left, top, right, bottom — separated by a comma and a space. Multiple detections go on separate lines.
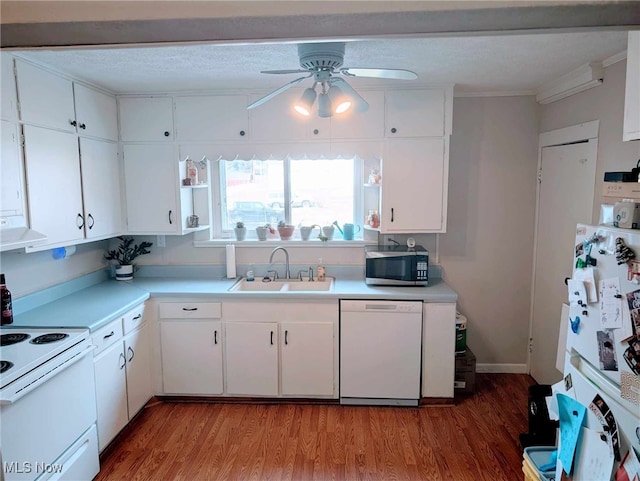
317, 258, 326, 281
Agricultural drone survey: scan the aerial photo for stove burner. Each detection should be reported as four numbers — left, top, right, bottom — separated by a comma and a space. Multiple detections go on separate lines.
0, 333, 31, 346
30, 333, 69, 345
0, 360, 13, 374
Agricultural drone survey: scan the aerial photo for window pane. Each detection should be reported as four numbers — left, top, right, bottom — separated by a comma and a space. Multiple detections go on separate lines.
222, 159, 284, 230
290, 158, 354, 228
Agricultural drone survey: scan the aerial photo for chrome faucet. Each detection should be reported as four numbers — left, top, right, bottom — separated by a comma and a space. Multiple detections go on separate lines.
268, 246, 291, 280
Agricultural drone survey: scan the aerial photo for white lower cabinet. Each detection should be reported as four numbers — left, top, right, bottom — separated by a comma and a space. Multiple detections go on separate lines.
280, 322, 334, 396
92, 304, 151, 452
422, 302, 456, 399
225, 322, 278, 396
160, 320, 223, 394
158, 302, 223, 395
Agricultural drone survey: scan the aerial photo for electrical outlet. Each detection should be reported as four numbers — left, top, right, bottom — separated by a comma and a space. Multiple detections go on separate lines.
156, 235, 166, 248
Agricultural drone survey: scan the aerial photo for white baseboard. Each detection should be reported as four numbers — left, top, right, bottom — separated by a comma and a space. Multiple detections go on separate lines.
476, 363, 528, 374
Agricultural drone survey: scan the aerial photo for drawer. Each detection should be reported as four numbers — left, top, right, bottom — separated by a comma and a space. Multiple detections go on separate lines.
92, 319, 123, 355
122, 303, 145, 334
158, 302, 221, 319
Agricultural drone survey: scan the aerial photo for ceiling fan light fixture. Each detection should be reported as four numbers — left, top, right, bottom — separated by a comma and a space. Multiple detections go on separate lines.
293, 86, 317, 116
333, 79, 369, 113
328, 85, 351, 114
317, 93, 332, 118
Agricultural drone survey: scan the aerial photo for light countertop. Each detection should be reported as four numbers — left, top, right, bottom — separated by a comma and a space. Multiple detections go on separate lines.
9, 275, 457, 332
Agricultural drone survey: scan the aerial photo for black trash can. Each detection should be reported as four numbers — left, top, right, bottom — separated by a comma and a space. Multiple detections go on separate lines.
519, 384, 558, 449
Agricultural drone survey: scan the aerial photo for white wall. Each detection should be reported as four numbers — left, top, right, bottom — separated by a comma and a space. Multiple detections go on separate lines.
439, 95, 540, 366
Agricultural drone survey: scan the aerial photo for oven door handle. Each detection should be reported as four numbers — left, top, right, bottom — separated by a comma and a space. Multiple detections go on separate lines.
0, 345, 95, 405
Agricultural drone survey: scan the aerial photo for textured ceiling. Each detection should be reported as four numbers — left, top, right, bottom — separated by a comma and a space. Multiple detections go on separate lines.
15, 30, 628, 95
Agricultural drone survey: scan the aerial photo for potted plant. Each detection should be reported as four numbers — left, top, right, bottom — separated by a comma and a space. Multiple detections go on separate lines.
105, 236, 153, 281
277, 220, 295, 240
256, 223, 274, 241
234, 221, 247, 241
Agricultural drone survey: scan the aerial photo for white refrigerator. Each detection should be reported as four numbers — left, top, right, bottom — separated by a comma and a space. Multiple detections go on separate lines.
556, 224, 640, 480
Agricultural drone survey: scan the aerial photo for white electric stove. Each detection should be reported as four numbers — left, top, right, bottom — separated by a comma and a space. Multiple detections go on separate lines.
0, 327, 99, 481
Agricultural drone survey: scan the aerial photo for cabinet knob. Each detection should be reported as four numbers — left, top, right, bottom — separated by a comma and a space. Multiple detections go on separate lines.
239, 130, 246, 137
164, 131, 170, 137
390, 128, 397, 134
79, 123, 86, 130
69, 119, 77, 127
313, 129, 319, 135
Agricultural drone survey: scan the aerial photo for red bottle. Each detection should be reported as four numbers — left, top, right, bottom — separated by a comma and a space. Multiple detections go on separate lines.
1, 273, 13, 325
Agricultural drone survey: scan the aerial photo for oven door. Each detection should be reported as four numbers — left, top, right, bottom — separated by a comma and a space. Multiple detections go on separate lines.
366, 255, 417, 285
1, 352, 98, 481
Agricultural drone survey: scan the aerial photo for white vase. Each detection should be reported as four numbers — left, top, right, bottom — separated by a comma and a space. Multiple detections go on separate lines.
115, 264, 134, 281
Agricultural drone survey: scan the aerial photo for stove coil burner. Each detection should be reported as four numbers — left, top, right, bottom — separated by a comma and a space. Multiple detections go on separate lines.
0, 333, 31, 346
30, 333, 70, 345
0, 360, 13, 374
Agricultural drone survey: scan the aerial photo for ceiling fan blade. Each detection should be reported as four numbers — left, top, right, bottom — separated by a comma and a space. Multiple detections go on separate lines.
261, 69, 309, 75
340, 68, 418, 80
246, 75, 311, 110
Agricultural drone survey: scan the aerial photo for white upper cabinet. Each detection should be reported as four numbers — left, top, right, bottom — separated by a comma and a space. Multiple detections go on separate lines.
624, 31, 640, 142
23, 126, 85, 246
1, 53, 18, 121
174, 95, 249, 141
249, 90, 308, 141
15, 60, 117, 141
1, 121, 24, 217
385, 89, 446, 138
15, 60, 76, 132
119, 97, 174, 142
330, 90, 385, 139
79, 138, 122, 239
74, 83, 118, 141
381, 137, 447, 233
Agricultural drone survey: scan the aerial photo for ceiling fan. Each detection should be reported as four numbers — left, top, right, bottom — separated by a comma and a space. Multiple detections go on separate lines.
246, 42, 418, 117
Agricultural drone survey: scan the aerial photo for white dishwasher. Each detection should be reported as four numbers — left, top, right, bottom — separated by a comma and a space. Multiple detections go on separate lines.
340, 300, 423, 406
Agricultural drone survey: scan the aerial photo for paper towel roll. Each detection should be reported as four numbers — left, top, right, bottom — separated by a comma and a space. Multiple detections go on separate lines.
226, 244, 236, 278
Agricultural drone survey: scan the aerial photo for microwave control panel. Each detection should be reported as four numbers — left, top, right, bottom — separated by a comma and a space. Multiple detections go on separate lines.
417, 261, 428, 280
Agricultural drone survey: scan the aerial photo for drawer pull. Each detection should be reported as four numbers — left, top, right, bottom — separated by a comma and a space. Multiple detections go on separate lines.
182, 307, 198, 311
127, 346, 135, 362
119, 352, 126, 369
270, 331, 274, 345
214, 330, 218, 345
103, 331, 115, 339
133, 314, 142, 320
284, 330, 288, 345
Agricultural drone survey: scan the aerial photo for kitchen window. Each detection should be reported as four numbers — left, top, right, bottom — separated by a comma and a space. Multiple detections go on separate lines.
212, 157, 364, 239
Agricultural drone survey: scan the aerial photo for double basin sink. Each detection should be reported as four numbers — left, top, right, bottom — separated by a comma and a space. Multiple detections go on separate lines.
229, 277, 334, 292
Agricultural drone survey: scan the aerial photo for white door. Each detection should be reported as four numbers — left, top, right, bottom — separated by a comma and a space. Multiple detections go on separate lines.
74, 83, 118, 141
119, 97, 174, 142
385, 89, 445, 137
160, 320, 223, 394
530, 139, 596, 384
122, 143, 179, 233
93, 342, 128, 451
80, 138, 122, 239
1, 121, 23, 216
23, 125, 85, 246
280, 322, 334, 396
174, 95, 248, 141
124, 323, 153, 417
225, 322, 278, 396
330, 90, 385, 139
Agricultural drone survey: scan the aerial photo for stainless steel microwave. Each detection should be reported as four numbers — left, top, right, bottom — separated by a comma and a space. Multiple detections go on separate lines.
365, 245, 429, 286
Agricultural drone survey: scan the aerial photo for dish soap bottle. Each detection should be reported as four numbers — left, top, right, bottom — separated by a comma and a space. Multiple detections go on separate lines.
1, 273, 13, 325
246, 264, 255, 282
317, 258, 326, 281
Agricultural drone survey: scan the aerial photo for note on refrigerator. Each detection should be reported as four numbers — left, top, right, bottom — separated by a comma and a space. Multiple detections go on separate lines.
574, 267, 598, 303
599, 278, 623, 329
572, 427, 615, 481
569, 279, 588, 308
558, 393, 587, 475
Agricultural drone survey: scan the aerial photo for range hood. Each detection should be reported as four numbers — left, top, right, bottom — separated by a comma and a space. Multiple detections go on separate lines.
0, 226, 47, 252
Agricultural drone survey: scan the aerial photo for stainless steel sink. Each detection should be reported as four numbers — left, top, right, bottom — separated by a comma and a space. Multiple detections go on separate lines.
228, 277, 334, 292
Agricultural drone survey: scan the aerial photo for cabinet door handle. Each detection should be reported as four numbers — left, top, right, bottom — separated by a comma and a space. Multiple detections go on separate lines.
182, 307, 198, 311
79, 123, 86, 130
390, 127, 397, 134
168, 210, 173, 225
87, 213, 94, 229
239, 130, 246, 137
76, 213, 85, 229
391, 208, 394, 222
284, 330, 288, 345
127, 346, 135, 362
133, 314, 142, 320
214, 330, 218, 345
69, 119, 77, 127
164, 131, 170, 137
119, 352, 126, 369
103, 331, 115, 339
270, 331, 274, 345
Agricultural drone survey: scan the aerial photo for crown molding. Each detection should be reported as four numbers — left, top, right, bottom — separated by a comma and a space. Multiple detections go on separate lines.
535, 61, 603, 104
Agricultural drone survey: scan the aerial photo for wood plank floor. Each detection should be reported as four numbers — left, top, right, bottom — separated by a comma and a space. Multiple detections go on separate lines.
96, 374, 535, 481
